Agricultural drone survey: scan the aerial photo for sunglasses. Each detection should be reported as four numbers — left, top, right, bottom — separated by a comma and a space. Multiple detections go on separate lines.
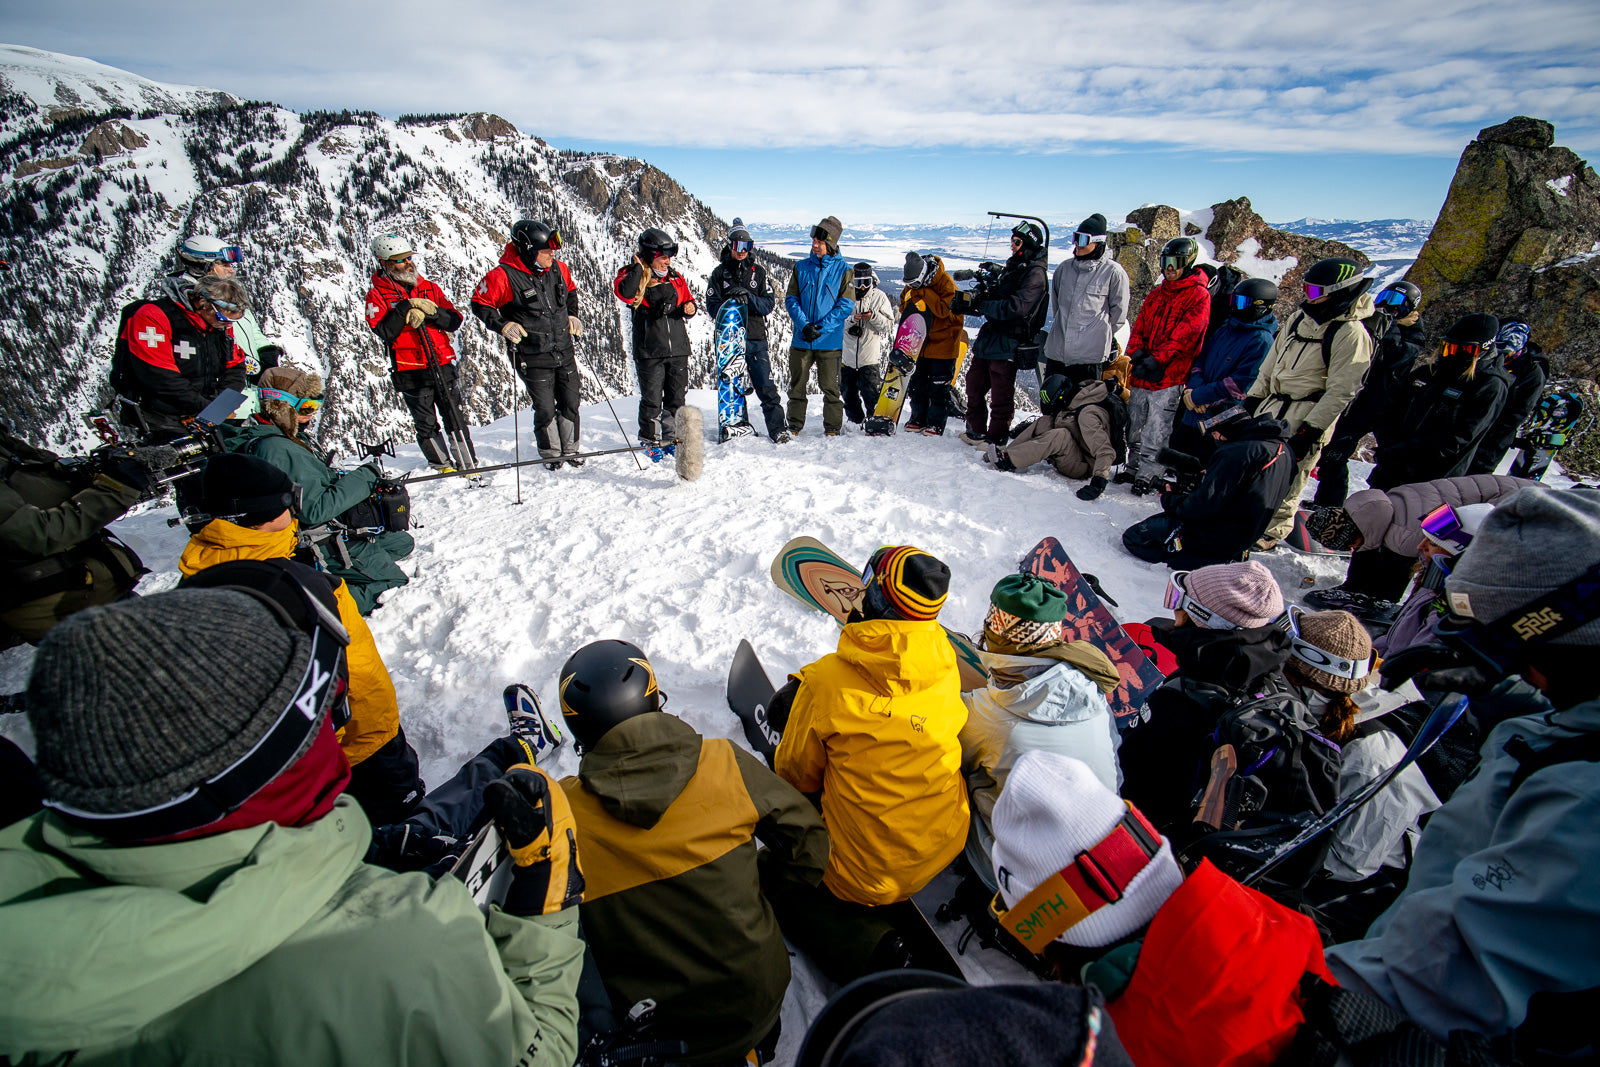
730, 238, 753, 254
1441, 341, 1484, 360
1281, 607, 1372, 682
1375, 289, 1410, 307
1073, 232, 1101, 248
1162, 571, 1239, 630
387, 255, 414, 266
260, 387, 322, 412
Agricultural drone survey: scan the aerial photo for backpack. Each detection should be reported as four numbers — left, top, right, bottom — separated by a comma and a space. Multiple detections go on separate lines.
107, 302, 141, 396
1088, 391, 1131, 466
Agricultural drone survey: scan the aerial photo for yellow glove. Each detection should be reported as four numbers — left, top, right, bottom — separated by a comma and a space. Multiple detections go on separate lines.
405, 307, 426, 329
483, 764, 584, 915
568, 316, 583, 336
501, 321, 528, 344
409, 297, 439, 316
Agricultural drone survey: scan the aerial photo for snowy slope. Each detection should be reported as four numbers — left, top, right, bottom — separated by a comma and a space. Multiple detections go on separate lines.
0, 389, 1361, 1060
0, 44, 235, 117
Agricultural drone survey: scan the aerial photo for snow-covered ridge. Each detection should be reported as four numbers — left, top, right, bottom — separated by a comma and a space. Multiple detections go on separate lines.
0, 43, 235, 117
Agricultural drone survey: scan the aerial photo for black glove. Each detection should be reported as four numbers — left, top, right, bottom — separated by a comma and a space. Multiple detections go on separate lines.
1243, 395, 1263, 415
1132, 353, 1162, 381
801, 323, 822, 343
1077, 476, 1108, 501
483, 764, 585, 916
949, 291, 975, 316
846, 322, 864, 337
1289, 425, 1322, 462
102, 457, 154, 497
725, 283, 751, 302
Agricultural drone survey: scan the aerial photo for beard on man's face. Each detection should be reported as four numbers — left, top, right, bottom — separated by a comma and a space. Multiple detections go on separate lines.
388, 263, 419, 286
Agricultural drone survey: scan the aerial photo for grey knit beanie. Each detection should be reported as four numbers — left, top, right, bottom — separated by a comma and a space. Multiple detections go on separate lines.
1446, 486, 1600, 646
27, 588, 315, 814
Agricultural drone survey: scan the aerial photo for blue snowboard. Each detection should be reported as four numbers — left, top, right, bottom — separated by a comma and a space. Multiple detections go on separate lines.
714, 301, 756, 442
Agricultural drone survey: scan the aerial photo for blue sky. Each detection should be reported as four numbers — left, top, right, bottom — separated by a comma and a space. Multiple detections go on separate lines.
4, 0, 1595, 225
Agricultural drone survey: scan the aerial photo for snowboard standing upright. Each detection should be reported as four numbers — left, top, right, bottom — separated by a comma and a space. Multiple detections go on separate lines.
1019, 537, 1165, 728
713, 300, 755, 442
864, 305, 930, 436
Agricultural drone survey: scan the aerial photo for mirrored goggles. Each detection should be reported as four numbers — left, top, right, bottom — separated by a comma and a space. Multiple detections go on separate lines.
1418, 503, 1470, 550
1375, 288, 1410, 307
810, 225, 832, 242
1163, 571, 1238, 630
545, 229, 564, 251
260, 387, 322, 412
1441, 340, 1485, 360
730, 238, 753, 254
1072, 231, 1101, 248
1230, 293, 1257, 311
1282, 606, 1372, 682
1160, 255, 1185, 271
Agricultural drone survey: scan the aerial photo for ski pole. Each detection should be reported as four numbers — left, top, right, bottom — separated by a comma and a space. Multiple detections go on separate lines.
418, 326, 478, 471
586, 357, 646, 472
399, 443, 646, 485
506, 341, 523, 505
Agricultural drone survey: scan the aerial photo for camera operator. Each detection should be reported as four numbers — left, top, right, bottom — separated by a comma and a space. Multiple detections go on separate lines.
109, 273, 251, 441
1120, 407, 1295, 569
956, 221, 1050, 447
0, 425, 161, 644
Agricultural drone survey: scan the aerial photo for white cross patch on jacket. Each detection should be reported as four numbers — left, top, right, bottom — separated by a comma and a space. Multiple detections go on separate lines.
137, 326, 166, 348
174, 340, 197, 361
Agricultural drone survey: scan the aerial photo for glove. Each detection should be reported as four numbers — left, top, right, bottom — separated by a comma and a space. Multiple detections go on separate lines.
950, 291, 975, 316
1289, 425, 1322, 462
568, 316, 583, 336
405, 307, 426, 330
501, 321, 527, 344
1243, 395, 1263, 415
483, 764, 585, 916
1379, 642, 1496, 697
1077, 476, 1108, 501
846, 322, 864, 337
1131, 353, 1161, 381
102, 457, 154, 497
801, 323, 822, 343
726, 283, 752, 301
409, 297, 438, 316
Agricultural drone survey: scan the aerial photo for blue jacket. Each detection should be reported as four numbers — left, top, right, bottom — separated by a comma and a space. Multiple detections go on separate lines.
785, 253, 854, 351
1181, 313, 1277, 428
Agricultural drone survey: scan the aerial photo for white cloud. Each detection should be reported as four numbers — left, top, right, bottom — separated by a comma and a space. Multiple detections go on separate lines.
4, 0, 1597, 156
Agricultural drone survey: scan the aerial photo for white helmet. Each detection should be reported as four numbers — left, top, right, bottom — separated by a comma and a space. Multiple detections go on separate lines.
370, 234, 415, 262
179, 234, 244, 275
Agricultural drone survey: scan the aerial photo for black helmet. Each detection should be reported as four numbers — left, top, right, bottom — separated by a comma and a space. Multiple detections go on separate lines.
511, 219, 561, 257
1039, 374, 1078, 416
1229, 277, 1279, 321
638, 228, 679, 260
558, 639, 662, 750
1442, 313, 1500, 360
1011, 221, 1045, 257
853, 262, 875, 288
1302, 258, 1368, 301
1373, 279, 1422, 317
1159, 237, 1199, 275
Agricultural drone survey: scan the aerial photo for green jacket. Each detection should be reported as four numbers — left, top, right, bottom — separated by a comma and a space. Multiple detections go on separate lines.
563, 713, 829, 1063
0, 796, 583, 1066
226, 418, 411, 613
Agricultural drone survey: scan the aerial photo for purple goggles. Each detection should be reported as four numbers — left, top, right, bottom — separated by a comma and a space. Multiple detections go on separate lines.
1419, 504, 1471, 551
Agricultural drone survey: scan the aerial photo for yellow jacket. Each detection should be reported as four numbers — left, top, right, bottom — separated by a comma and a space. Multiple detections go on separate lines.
179, 519, 400, 765
775, 619, 969, 905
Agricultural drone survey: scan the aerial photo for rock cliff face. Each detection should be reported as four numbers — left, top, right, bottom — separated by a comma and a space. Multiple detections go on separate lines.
1406, 117, 1600, 384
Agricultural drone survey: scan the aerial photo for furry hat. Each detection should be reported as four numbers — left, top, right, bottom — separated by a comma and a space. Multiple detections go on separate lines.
257, 365, 323, 439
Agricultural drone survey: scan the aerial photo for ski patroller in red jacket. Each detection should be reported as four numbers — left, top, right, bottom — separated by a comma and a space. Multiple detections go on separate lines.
614, 261, 696, 360
471, 245, 579, 369
115, 292, 248, 420
364, 271, 461, 373
1126, 268, 1211, 390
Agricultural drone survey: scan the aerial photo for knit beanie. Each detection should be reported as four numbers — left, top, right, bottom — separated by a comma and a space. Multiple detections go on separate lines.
1420, 502, 1496, 556
1306, 506, 1362, 551
1076, 213, 1109, 238
859, 545, 950, 622
27, 588, 319, 822
992, 751, 1185, 948
728, 218, 752, 245
258, 364, 322, 399
1446, 486, 1600, 646
985, 574, 1068, 647
1184, 560, 1284, 628
814, 215, 843, 252
1286, 608, 1372, 694
201, 452, 295, 527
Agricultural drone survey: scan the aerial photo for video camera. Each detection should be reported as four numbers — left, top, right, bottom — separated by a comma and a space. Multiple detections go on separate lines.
952, 261, 1005, 300
75, 388, 246, 497
1155, 446, 1204, 498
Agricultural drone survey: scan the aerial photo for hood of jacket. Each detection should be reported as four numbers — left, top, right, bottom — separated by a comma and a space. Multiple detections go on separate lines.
180, 516, 299, 575
834, 618, 958, 697
1228, 415, 1292, 443
0, 797, 369, 1055
1154, 619, 1292, 693
972, 651, 1110, 725
577, 712, 704, 831
154, 272, 197, 310
1066, 378, 1111, 413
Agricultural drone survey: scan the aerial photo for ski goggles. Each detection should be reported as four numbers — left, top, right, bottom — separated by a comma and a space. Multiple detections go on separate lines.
260, 387, 322, 412
1072, 231, 1103, 248
1374, 288, 1410, 308
1280, 606, 1372, 682
810, 225, 834, 243
1441, 340, 1485, 360
191, 244, 246, 264
648, 243, 678, 259
1163, 571, 1238, 630
543, 230, 564, 251
1230, 293, 1261, 311
730, 238, 753, 254
1304, 277, 1362, 301
1418, 504, 1472, 554
1159, 254, 1187, 271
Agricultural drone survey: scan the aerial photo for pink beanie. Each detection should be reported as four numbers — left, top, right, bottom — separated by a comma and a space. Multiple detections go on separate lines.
1185, 561, 1283, 628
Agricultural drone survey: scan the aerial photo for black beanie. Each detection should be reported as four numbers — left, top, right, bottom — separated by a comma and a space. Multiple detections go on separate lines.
903, 252, 925, 284
1077, 213, 1109, 237
201, 452, 295, 527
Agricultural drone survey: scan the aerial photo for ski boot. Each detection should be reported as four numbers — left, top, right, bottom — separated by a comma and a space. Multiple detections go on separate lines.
958, 431, 988, 448
1302, 586, 1399, 623
504, 683, 565, 765
563, 453, 585, 468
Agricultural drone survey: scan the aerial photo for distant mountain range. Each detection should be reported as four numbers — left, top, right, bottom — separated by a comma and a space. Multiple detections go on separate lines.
1271, 218, 1435, 260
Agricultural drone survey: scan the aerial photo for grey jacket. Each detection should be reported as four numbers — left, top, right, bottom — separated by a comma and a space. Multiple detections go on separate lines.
1043, 255, 1129, 367
1326, 682, 1600, 1042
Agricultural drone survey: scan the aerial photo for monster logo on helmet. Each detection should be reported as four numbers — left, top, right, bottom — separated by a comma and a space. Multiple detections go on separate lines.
1302, 257, 1370, 302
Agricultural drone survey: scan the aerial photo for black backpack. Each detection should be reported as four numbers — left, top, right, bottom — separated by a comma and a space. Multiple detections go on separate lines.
107, 302, 140, 396
1091, 392, 1131, 466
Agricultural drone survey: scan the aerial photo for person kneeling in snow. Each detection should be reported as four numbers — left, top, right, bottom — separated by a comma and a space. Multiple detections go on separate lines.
959, 573, 1120, 889
179, 453, 425, 825
556, 639, 829, 1065
984, 373, 1123, 500
0, 586, 584, 1066
1120, 407, 1295, 569
764, 546, 971, 982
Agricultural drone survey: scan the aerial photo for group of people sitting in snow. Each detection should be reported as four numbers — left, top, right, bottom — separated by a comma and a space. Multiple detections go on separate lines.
3, 430, 1597, 1065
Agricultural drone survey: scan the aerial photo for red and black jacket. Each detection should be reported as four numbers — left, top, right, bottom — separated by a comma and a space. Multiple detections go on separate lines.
614, 261, 695, 361
471, 245, 579, 371
112, 298, 247, 421
364, 272, 462, 373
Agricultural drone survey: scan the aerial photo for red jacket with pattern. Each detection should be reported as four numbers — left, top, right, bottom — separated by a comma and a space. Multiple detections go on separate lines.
364, 271, 462, 373
1126, 269, 1211, 390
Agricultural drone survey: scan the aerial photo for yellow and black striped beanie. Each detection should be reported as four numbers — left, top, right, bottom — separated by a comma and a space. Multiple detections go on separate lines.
860, 545, 950, 622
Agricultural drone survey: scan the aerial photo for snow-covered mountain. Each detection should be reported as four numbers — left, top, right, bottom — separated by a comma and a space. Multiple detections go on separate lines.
1274, 217, 1435, 260
0, 46, 764, 452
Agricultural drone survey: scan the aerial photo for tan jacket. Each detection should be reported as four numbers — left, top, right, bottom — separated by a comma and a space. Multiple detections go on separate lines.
1006, 379, 1118, 479
1248, 292, 1376, 434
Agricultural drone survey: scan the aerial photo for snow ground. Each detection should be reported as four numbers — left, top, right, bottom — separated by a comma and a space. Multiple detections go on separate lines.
0, 389, 1365, 1061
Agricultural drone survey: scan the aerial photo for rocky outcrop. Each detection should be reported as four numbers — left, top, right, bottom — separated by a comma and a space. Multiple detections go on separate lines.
1113, 197, 1369, 321
1405, 117, 1600, 389
459, 113, 518, 141
79, 119, 147, 159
